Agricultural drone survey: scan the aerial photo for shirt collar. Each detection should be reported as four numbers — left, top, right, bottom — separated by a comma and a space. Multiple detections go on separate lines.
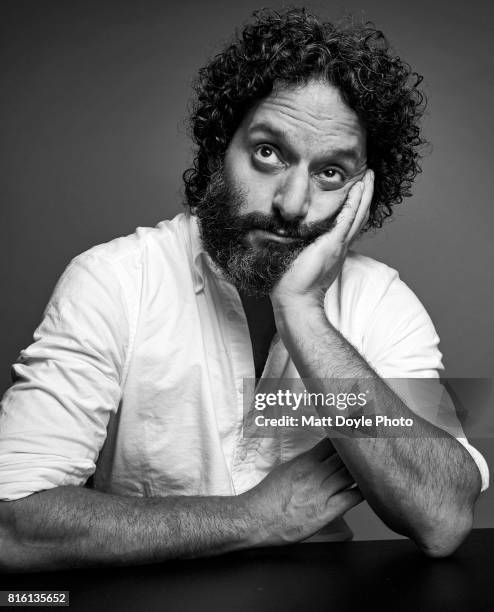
186, 211, 208, 294
185, 210, 240, 295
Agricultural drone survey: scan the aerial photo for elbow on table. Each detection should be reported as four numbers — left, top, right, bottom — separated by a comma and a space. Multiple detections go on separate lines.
417, 508, 474, 559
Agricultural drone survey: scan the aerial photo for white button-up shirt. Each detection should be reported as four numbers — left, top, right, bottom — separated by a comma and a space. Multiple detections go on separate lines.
0, 212, 488, 501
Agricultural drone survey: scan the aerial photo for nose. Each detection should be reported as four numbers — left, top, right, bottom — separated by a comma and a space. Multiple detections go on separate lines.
272, 167, 310, 222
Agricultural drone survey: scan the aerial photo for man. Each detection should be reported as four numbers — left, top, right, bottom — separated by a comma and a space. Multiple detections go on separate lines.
0, 8, 488, 570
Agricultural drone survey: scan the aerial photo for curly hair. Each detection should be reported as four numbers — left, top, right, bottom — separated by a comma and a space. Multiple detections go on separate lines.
183, 7, 426, 229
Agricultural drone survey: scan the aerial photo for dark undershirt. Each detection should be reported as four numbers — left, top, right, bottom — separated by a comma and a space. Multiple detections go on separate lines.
238, 292, 277, 381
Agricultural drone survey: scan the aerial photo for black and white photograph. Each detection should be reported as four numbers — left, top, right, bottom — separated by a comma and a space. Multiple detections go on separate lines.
0, 0, 493, 610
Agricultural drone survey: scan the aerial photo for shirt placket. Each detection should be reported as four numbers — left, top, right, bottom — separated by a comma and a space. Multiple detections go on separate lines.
215, 279, 267, 494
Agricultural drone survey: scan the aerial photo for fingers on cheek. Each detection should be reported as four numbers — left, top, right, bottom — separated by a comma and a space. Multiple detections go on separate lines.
357, 208, 371, 233
333, 191, 349, 212
363, 211, 370, 229
338, 180, 360, 207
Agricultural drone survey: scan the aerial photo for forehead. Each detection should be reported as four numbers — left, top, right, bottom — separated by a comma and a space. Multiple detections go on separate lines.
239, 79, 366, 159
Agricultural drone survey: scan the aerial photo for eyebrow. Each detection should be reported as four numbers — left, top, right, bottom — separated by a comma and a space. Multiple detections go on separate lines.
247, 121, 363, 164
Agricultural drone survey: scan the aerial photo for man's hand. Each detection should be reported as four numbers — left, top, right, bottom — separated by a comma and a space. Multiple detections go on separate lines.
271, 169, 374, 311
246, 438, 363, 546
0, 439, 362, 571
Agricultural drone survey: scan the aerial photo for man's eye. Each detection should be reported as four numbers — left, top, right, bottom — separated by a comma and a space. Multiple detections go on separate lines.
318, 168, 345, 185
253, 145, 283, 166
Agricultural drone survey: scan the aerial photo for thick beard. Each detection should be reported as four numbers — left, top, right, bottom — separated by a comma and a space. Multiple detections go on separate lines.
194, 170, 339, 297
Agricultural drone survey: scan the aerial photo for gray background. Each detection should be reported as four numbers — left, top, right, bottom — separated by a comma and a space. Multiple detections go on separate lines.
1, 0, 493, 539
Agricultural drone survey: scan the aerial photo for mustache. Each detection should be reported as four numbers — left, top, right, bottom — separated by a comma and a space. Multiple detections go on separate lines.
225, 210, 340, 243
198, 168, 341, 244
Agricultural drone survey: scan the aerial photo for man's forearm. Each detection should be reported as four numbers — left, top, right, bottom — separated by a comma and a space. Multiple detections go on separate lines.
0, 486, 257, 572
274, 299, 481, 556
0, 438, 367, 571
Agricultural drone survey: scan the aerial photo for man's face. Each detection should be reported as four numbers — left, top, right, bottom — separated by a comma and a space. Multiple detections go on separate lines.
196, 79, 367, 296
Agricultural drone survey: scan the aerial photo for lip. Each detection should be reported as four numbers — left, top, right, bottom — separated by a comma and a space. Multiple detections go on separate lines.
249, 229, 298, 244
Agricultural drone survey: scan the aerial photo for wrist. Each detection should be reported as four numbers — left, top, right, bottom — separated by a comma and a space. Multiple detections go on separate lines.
272, 293, 326, 330
237, 488, 274, 549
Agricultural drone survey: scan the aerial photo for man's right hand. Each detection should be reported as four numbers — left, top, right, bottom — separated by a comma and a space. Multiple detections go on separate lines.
0, 438, 362, 571
245, 438, 363, 546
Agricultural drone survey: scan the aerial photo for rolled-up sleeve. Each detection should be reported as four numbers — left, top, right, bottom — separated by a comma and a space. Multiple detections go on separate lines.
0, 252, 130, 500
362, 270, 489, 493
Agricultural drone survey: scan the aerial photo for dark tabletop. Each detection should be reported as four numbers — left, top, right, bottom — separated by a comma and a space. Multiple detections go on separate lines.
2, 529, 493, 612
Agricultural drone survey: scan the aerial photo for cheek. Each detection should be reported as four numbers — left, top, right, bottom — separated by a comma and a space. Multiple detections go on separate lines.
244, 174, 277, 204
308, 176, 361, 222
225, 155, 275, 214
308, 188, 348, 222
